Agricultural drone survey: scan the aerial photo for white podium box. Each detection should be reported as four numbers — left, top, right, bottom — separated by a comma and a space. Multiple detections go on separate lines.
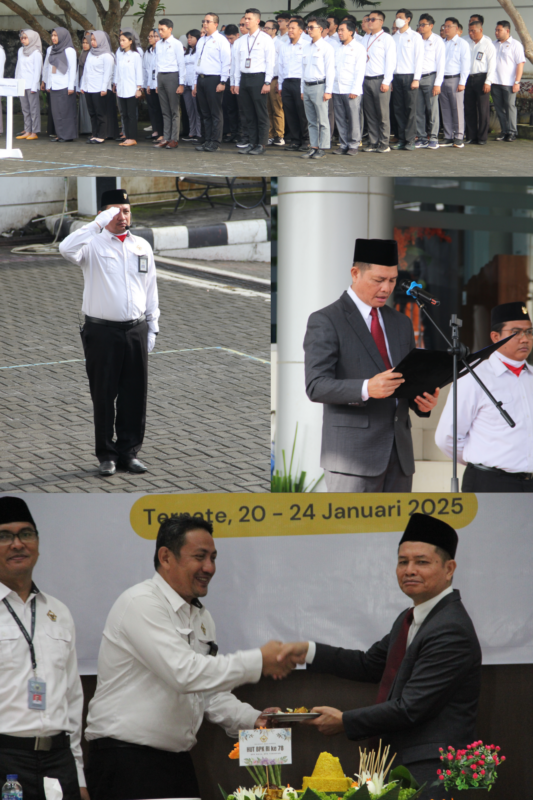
0, 78, 26, 160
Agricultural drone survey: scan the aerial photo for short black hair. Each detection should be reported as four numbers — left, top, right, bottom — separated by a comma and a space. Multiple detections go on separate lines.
245, 7, 261, 19
159, 18, 173, 28
470, 13, 484, 24
266, 19, 279, 31
445, 17, 460, 26
225, 24, 239, 35
339, 20, 356, 34
307, 15, 328, 31
120, 32, 137, 52
491, 322, 506, 335
396, 8, 413, 22
289, 17, 305, 30
419, 13, 435, 25
469, 20, 483, 28
154, 513, 214, 570
342, 15, 357, 24
276, 11, 291, 20
496, 20, 511, 29
204, 11, 219, 24
326, 14, 339, 23
435, 546, 453, 563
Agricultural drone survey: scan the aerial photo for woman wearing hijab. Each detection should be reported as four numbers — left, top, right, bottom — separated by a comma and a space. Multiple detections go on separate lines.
44, 27, 78, 142
113, 30, 142, 145
182, 29, 202, 142
143, 28, 164, 141
15, 30, 42, 140
77, 31, 93, 135
81, 30, 115, 143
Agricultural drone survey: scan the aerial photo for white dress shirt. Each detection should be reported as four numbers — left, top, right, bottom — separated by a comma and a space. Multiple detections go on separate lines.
58, 222, 160, 333
81, 51, 114, 93
230, 37, 242, 85
233, 30, 275, 85
301, 37, 335, 94
362, 31, 396, 85
327, 31, 340, 44
420, 33, 445, 86
278, 32, 289, 44
347, 286, 393, 402
194, 30, 231, 82
85, 572, 262, 751
468, 37, 496, 83
278, 37, 306, 90
0, 582, 85, 786
435, 351, 533, 473
142, 48, 158, 89
492, 36, 526, 85
113, 49, 143, 97
15, 48, 42, 93
443, 34, 470, 84
301, 32, 312, 44
271, 35, 282, 77
184, 49, 197, 86
155, 34, 185, 75
393, 28, 424, 79
43, 46, 77, 91
333, 38, 366, 95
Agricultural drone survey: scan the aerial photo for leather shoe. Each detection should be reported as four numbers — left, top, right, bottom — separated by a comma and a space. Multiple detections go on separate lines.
98, 460, 116, 476
154, 140, 169, 148
239, 143, 254, 153
300, 148, 316, 158
119, 457, 148, 473
165, 140, 178, 149
196, 142, 209, 151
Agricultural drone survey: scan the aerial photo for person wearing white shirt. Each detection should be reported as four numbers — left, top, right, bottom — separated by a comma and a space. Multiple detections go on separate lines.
492, 20, 526, 142
440, 17, 470, 146
43, 27, 78, 142
276, 13, 291, 43
193, 14, 231, 152
300, 17, 335, 159
331, 20, 365, 154
326, 14, 340, 44
15, 30, 42, 140
233, 8, 276, 155
415, 14, 445, 149
263, 20, 285, 146
181, 29, 202, 142
278, 18, 309, 150
81, 31, 115, 144
222, 24, 241, 142
154, 18, 185, 149
85, 513, 293, 800
0, 496, 88, 800
361, 12, 396, 153
58, 190, 159, 476
0, 43, 6, 134
113, 32, 143, 145
391, 9, 424, 150
436, 302, 533, 492
464, 21, 495, 145
143, 29, 165, 142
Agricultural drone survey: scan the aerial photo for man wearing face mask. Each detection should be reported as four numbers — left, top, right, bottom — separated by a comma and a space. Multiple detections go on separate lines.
59, 189, 159, 477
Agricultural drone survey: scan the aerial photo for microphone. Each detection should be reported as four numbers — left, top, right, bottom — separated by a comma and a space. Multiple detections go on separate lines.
401, 280, 441, 307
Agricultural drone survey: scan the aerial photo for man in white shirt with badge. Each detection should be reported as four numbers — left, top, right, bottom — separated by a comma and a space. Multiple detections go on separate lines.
331, 20, 365, 155
154, 18, 185, 149
391, 9, 423, 151
415, 14, 444, 149
362, 11, 396, 154
59, 188, 159, 477
300, 16, 335, 160
263, 20, 285, 146
278, 18, 309, 151
0, 497, 87, 800
193, 12, 231, 153
276, 12, 290, 44
435, 302, 533, 493
440, 17, 470, 147
464, 20, 495, 145
85, 513, 294, 800
492, 20, 526, 142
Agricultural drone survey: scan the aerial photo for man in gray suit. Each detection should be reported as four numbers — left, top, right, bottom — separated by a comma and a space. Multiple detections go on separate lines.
303, 237, 439, 492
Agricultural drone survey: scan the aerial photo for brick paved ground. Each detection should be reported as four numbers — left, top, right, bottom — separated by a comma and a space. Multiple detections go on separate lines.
0, 250, 270, 493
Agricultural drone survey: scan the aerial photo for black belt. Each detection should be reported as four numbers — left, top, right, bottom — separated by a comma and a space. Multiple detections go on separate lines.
444, 73, 460, 79
85, 315, 146, 329
284, 77, 300, 81
421, 71, 436, 77
0, 733, 70, 752
305, 79, 325, 86
365, 74, 384, 81
197, 74, 220, 79
470, 463, 533, 481
90, 737, 156, 751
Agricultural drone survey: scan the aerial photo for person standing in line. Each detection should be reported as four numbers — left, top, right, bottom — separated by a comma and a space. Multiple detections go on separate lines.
276, 12, 291, 43
320, 22, 339, 140
439, 17, 470, 147
154, 18, 185, 149
492, 20, 525, 142
193, 13, 231, 153
222, 24, 240, 141
81, 31, 115, 145
326, 14, 341, 44
464, 20, 495, 145
300, 16, 335, 160
15, 31, 42, 141
43, 28, 78, 143
113, 31, 143, 146
143, 29, 165, 143
278, 18, 309, 151
415, 14, 444, 149
331, 20, 365, 155
263, 19, 285, 146
361, 11, 396, 153
77, 32, 93, 136
391, 9, 424, 150
181, 29, 202, 142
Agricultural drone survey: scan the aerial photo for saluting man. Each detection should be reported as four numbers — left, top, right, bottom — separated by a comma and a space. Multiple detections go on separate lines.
435, 301, 533, 493
59, 188, 159, 477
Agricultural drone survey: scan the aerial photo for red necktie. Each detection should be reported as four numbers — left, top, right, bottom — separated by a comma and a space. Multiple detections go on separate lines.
370, 307, 392, 370
376, 608, 414, 703
503, 361, 525, 377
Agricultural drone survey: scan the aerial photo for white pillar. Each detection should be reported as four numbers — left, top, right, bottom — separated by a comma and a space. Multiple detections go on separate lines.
274, 177, 394, 490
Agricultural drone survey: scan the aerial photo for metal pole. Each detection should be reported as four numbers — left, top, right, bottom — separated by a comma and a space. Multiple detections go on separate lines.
6, 95, 13, 152
451, 317, 459, 493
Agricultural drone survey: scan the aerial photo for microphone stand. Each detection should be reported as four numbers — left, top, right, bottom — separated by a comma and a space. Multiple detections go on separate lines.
408, 295, 516, 492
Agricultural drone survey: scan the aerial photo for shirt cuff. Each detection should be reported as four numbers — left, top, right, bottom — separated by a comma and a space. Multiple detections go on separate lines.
361, 380, 369, 402
305, 641, 316, 664
243, 647, 264, 683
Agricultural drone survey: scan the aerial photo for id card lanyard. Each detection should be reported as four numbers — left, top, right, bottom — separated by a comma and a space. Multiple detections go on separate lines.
197, 34, 213, 67
366, 30, 384, 62
3, 595, 47, 710
245, 31, 260, 69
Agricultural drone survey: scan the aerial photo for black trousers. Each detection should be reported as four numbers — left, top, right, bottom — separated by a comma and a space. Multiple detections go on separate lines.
462, 463, 533, 493
196, 74, 224, 143
239, 71, 269, 146
392, 73, 418, 144
105, 89, 120, 139
80, 319, 148, 462
86, 91, 108, 139
223, 79, 239, 135
282, 77, 309, 145
146, 88, 164, 136
120, 94, 138, 139
0, 746, 80, 800
464, 72, 490, 142
86, 742, 199, 800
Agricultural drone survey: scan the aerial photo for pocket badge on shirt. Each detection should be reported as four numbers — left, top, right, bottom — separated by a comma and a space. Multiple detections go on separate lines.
138, 255, 148, 273
28, 678, 47, 710
476, 51, 484, 60
245, 57, 251, 68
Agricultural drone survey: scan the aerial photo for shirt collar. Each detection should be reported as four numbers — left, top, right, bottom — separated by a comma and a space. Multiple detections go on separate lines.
347, 285, 374, 321
492, 350, 530, 373
449, 34, 459, 44
101, 227, 131, 243
412, 585, 454, 627
0, 580, 46, 604
151, 571, 203, 614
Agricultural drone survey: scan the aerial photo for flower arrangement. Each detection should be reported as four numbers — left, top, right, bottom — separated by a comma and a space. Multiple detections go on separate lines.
436, 740, 506, 792
228, 742, 285, 793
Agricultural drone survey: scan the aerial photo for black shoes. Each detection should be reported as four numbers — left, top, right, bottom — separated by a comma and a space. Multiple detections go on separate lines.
119, 457, 148, 473
247, 145, 265, 155
505, 133, 517, 142
98, 460, 116, 476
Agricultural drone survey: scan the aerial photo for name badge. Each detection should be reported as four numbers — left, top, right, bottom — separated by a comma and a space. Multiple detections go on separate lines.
476, 51, 484, 60
28, 678, 47, 710
138, 255, 148, 273
197, 57, 202, 66
152, 69, 155, 79
245, 57, 251, 68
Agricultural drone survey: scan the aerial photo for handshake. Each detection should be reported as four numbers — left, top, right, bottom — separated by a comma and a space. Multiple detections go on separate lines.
260, 640, 310, 679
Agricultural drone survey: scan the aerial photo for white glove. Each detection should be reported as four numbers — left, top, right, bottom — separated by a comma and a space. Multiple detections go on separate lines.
95, 206, 120, 230
147, 332, 156, 353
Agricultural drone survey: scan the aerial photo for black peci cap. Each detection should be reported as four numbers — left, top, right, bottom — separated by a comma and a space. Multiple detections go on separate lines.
0, 496, 36, 528
353, 238, 398, 267
100, 189, 130, 209
399, 513, 458, 559
491, 302, 530, 329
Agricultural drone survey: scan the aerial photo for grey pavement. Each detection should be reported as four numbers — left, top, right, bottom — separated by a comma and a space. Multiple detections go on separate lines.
0, 249, 270, 493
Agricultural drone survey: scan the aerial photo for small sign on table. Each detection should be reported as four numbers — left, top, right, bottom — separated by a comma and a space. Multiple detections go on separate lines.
239, 728, 292, 767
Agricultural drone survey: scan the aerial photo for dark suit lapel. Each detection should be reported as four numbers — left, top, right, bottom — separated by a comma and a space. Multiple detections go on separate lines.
340, 292, 387, 372
381, 305, 403, 369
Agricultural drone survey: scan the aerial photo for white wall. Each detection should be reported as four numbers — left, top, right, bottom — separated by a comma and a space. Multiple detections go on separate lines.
0, 177, 76, 233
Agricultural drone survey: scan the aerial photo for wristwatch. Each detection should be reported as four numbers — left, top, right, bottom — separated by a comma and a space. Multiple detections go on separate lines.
265, 82, 271, 85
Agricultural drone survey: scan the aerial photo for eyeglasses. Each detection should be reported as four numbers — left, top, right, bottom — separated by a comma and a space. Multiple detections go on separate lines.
307, 25, 320, 30
0, 530, 39, 546
502, 328, 533, 338
418, 22, 429, 27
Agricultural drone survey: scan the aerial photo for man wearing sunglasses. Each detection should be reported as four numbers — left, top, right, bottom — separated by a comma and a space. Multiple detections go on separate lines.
435, 301, 533, 492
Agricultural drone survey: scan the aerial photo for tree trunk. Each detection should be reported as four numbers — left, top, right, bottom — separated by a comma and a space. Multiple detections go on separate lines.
139, 0, 161, 49
496, 0, 533, 63
0, 0, 51, 43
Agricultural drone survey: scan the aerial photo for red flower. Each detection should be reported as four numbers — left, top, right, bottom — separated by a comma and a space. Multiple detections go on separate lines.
439, 775, 444, 781
446, 770, 451, 776
448, 754, 453, 761
496, 746, 501, 751
501, 756, 506, 762
480, 770, 486, 776
473, 773, 479, 780
437, 769, 442, 775
448, 746, 454, 751
461, 771, 466, 775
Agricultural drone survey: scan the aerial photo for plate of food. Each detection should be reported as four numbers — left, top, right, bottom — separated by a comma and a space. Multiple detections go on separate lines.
263, 708, 321, 722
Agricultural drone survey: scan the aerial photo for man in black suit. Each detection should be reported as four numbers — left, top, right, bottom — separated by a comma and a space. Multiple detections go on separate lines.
278, 514, 482, 799
303, 238, 439, 492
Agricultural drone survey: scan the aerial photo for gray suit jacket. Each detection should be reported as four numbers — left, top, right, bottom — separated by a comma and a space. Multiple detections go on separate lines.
304, 291, 428, 476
